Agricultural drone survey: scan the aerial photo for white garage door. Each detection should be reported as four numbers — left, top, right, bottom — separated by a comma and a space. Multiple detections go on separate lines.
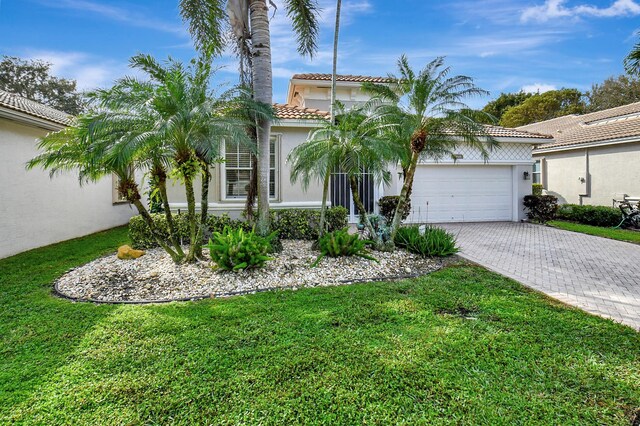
408, 165, 513, 223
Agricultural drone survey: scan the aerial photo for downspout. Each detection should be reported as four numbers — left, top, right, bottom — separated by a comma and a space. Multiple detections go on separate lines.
578, 148, 590, 205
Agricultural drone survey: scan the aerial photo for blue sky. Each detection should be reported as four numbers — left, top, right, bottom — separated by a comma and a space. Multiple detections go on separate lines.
1, 0, 639, 108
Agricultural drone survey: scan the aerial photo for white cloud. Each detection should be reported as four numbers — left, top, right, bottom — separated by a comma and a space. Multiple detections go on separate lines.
23, 50, 132, 90
521, 83, 557, 93
521, 0, 640, 22
34, 0, 187, 36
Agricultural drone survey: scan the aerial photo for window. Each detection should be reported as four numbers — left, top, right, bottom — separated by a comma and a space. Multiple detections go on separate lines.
532, 160, 542, 184
224, 137, 278, 199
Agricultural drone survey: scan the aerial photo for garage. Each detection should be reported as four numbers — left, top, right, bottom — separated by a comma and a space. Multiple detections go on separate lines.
408, 165, 514, 223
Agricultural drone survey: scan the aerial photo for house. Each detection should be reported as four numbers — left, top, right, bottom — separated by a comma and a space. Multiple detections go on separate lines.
167, 74, 552, 223
0, 89, 135, 259
520, 102, 640, 206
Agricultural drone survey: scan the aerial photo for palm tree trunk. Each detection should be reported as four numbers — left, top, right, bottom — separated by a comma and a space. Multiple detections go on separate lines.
329, 0, 341, 123
196, 165, 211, 256
389, 150, 420, 240
249, 0, 273, 236
318, 167, 331, 236
157, 176, 185, 259
184, 176, 200, 262
349, 175, 381, 247
131, 198, 181, 263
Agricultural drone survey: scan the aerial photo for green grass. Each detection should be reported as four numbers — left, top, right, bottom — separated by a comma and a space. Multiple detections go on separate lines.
549, 220, 640, 244
1, 227, 639, 425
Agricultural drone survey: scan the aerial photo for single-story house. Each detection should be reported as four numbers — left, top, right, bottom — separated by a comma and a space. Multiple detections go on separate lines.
0, 89, 135, 259
166, 73, 552, 224
520, 102, 640, 207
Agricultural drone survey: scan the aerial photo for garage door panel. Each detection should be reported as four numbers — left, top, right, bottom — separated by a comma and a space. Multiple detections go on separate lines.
408, 166, 513, 223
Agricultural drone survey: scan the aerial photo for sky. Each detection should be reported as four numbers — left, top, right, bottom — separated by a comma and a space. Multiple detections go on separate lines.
1, 0, 639, 108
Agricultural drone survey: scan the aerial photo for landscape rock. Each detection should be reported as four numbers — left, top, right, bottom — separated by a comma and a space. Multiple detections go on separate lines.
117, 245, 146, 260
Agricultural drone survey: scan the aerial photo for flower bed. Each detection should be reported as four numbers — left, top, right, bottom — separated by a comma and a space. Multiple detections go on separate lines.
55, 240, 442, 303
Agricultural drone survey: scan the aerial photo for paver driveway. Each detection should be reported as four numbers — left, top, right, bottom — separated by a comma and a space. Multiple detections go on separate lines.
440, 222, 640, 330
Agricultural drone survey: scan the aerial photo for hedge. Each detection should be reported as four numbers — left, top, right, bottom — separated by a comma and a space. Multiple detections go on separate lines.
378, 196, 411, 224
555, 204, 621, 227
129, 207, 348, 249
523, 195, 558, 223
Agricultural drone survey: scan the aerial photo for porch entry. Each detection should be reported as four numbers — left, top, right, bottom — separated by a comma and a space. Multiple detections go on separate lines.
330, 170, 379, 223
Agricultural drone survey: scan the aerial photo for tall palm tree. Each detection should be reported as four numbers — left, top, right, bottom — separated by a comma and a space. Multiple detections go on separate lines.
180, 0, 320, 236
363, 56, 498, 241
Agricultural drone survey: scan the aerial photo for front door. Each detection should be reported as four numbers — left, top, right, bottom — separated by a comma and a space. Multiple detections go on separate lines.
330, 171, 377, 223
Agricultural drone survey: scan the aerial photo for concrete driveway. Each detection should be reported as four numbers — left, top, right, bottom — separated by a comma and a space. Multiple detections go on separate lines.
439, 222, 640, 330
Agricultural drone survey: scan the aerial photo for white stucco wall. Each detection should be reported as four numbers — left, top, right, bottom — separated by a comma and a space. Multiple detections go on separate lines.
534, 141, 640, 206
0, 118, 135, 258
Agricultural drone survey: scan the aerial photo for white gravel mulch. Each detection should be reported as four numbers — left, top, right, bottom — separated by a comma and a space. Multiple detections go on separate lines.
55, 240, 442, 303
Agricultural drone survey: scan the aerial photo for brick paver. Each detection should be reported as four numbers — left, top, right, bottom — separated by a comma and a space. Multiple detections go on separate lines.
440, 222, 640, 330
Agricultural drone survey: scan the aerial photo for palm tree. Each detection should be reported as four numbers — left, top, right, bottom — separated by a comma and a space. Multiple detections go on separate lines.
180, 0, 320, 236
625, 39, 640, 75
289, 104, 399, 249
363, 56, 498, 241
27, 113, 185, 262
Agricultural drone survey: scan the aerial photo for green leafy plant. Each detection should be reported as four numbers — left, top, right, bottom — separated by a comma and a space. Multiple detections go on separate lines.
312, 228, 378, 267
206, 227, 276, 271
555, 204, 621, 227
378, 196, 411, 225
523, 195, 559, 223
394, 225, 458, 257
270, 206, 348, 240
532, 183, 544, 196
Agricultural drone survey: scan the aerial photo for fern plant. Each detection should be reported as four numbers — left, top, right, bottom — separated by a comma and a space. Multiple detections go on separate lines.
312, 228, 378, 267
207, 227, 276, 271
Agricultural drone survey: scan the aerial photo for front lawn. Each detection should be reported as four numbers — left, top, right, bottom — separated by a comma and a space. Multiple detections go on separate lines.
1, 227, 639, 425
549, 220, 640, 244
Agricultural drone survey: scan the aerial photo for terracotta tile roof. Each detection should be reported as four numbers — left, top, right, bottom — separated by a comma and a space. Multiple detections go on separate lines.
0, 89, 73, 126
273, 103, 329, 120
291, 73, 392, 83
480, 125, 552, 140
519, 102, 640, 150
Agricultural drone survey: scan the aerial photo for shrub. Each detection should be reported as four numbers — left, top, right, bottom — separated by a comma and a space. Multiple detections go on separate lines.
378, 196, 411, 224
130, 207, 348, 249
394, 225, 458, 257
206, 227, 276, 271
361, 214, 392, 243
270, 206, 348, 239
523, 195, 558, 223
312, 228, 377, 266
555, 204, 620, 227
532, 183, 543, 196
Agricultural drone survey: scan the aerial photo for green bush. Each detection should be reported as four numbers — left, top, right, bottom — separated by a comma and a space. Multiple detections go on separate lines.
523, 195, 558, 223
555, 204, 621, 227
532, 183, 543, 196
206, 227, 276, 271
130, 207, 348, 249
394, 225, 458, 257
270, 206, 348, 239
312, 228, 377, 267
378, 196, 411, 224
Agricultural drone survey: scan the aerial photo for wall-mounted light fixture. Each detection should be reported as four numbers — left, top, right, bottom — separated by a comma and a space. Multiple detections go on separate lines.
523, 171, 530, 180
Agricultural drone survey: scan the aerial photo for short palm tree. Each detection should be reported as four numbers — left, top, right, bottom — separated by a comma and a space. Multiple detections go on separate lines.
29, 54, 260, 263
363, 56, 498, 241
180, 0, 320, 236
289, 104, 399, 249
625, 39, 640, 75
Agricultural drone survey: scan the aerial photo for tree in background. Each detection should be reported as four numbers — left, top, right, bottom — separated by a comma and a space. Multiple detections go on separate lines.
479, 91, 533, 124
0, 56, 84, 115
585, 75, 640, 112
499, 89, 586, 127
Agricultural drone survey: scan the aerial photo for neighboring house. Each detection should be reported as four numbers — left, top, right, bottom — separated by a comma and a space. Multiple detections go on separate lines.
520, 102, 640, 206
167, 74, 552, 223
0, 90, 135, 259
